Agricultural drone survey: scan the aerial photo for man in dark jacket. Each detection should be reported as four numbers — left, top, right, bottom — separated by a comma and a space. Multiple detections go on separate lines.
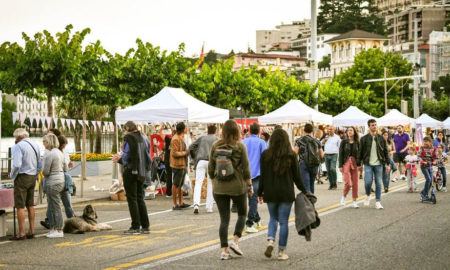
112, 121, 151, 234
360, 119, 390, 209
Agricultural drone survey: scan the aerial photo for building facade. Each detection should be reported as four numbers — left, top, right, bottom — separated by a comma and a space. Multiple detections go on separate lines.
4, 94, 57, 117
325, 30, 390, 77
256, 19, 311, 53
228, 53, 307, 72
430, 30, 450, 81
386, 5, 450, 49
374, 0, 435, 16
291, 33, 339, 61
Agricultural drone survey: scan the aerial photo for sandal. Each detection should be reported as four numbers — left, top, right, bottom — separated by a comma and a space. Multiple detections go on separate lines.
26, 233, 35, 239
10, 235, 26, 241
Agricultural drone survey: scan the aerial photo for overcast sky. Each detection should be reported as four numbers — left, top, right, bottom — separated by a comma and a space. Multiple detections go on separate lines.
1, 0, 318, 56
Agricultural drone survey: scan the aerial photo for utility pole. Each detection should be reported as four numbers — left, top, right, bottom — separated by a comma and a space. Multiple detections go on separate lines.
413, 18, 420, 118
384, 67, 388, 114
311, 0, 318, 110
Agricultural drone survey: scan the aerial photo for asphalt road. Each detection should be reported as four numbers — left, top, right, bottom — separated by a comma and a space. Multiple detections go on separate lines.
0, 171, 449, 270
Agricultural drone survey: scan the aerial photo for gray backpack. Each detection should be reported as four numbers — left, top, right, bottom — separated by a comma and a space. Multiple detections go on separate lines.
215, 145, 235, 181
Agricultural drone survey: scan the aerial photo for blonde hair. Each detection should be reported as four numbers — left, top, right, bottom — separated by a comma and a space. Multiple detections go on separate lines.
408, 145, 416, 153
43, 134, 60, 150
13, 128, 29, 140
314, 129, 323, 140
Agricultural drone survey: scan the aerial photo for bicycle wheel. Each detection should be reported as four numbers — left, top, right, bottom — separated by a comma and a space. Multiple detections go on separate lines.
436, 176, 443, 191
431, 193, 437, 204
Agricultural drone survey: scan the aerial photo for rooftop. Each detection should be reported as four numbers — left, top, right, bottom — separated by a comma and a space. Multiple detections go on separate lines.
224, 53, 306, 61
325, 29, 390, 43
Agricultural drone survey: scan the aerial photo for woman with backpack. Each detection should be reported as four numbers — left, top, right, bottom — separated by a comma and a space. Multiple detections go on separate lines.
338, 126, 361, 209
208, 120, 252, 260
258, 128, 307, 260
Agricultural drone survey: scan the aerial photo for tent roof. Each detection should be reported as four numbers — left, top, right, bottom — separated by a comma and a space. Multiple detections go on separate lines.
443, 117, 450, 129
332, 106, 375, 127
416, 113, 443, 129
377, 109, 415, 126
115, 87, 229, 123
258, 100, 332, 125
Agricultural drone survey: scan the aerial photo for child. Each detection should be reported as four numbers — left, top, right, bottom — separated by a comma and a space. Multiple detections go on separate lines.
436, 144, 448, 192
418, 137, 437, 201
404, 146, 418, 192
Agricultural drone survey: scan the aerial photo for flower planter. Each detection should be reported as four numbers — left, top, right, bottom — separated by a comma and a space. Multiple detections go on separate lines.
69, 160, 113, 177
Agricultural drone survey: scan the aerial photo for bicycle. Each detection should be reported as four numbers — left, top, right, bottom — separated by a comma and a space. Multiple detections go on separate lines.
435, 165, 444, 192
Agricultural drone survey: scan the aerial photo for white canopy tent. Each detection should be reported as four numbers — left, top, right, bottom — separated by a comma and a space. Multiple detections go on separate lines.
332, 106, 376, 127
443, 117, 450, 129
115, 86, 229, 123
377, 109, 415, 127
416, 113, 443, 129
258, 100, 332, 125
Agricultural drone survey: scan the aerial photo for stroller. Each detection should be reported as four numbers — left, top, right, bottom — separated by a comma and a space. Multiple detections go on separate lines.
150, 155, 166, 195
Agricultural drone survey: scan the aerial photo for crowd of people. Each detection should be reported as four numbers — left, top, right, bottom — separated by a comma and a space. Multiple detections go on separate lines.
9, 118, 448, 261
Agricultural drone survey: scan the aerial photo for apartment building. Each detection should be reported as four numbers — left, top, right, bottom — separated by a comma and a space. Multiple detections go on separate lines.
374, 0, 435, 15
386, 5, 450, 50
430, 30, 450, 81
227, 53, 307, 72
256, 19, 311, 53
4, 94, 57, 117
291, 33, 339, 61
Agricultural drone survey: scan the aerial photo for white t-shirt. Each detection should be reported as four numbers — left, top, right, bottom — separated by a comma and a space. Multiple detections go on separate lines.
323, 134, 341, 154
405, 154, 418, 165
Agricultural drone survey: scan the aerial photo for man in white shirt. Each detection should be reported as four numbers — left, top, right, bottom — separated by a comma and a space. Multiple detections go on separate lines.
322, 126, 341, 190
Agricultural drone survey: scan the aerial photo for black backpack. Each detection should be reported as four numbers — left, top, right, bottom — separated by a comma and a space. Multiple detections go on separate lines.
304, 137, 321, 167
215, 145, 235, 181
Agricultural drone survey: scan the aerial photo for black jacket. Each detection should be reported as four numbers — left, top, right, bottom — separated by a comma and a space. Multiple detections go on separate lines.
258, 151, 307, 203
338, 139, 361, 167
360, 133, 390, 166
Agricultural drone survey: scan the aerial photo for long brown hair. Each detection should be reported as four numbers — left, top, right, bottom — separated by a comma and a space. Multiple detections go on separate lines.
346, 126, 360, 142
263, 129, 295, 175
220, 120, 240, 145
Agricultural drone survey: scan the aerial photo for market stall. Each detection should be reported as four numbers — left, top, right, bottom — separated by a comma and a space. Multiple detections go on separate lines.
332, 106, 376, 127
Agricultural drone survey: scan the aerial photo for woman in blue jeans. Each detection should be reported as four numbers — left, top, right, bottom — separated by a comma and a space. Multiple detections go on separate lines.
258, 129, 307, 260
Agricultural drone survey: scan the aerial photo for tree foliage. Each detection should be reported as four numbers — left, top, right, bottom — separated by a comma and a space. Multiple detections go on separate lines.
318, 0, 386, 35
1, 96, 21, 136
422, 95, 449, 121
334, 49, 413, 116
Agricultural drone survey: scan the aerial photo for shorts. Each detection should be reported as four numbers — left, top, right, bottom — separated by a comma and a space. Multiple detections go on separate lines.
394, 153, 407, 163
14, 174, 37, 208
172, 168, 186, 187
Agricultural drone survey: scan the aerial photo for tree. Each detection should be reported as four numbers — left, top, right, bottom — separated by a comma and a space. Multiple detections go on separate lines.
422, 95, 449, 121
318, 0, 385, 35
334, 49, 413, 116
1, 96, 20, 136
318, 56, 331, 69
431, 74, 450, 116
317, 81, 380, 116
0, 25, 91, 117
204, 50, 218, 65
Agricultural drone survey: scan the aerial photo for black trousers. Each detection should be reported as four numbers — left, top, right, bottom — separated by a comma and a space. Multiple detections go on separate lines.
213, 193, 247, 248
123, 169, 150, 230
165, 165, 172, 196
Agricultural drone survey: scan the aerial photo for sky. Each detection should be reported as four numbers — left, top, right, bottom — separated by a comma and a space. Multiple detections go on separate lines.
0, 0, 318, 56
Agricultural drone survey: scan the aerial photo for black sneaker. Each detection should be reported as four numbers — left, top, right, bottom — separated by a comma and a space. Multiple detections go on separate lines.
124, 229, 140, 235
172, 205, 182, 210
140, 228, 150, 234
193, 205, 199, 214
40, 219, 50, 229
384, 188, 389, 193
180, 203, 191, 208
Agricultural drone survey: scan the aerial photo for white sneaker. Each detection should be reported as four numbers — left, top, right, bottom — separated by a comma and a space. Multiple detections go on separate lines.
229, 241, 243, 256
391, 178, 398, 183
46, 230, 55, 236
46, 230, 64, 238
340, 196, 346, 206
352, 201, 359, 209
375, 201, 384, 210
364, 196, 370, 207
442, 187, 447, 192
206, 208, 213, 213
245, 225, 258, 233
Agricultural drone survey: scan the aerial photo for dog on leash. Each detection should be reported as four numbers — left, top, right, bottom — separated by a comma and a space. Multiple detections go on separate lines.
63, 204, 112, 234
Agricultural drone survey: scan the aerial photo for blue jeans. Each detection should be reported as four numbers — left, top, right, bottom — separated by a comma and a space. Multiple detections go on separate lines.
299, 161, 319, 194
267, 202, 293, 250
439, 167, 447, 187
246, 177, 260, 227
325, 154, 338, 187
420, 165, 433, 197
364, 165, 383, 200
44, 179, 75, 225
382, 165, 391, 190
